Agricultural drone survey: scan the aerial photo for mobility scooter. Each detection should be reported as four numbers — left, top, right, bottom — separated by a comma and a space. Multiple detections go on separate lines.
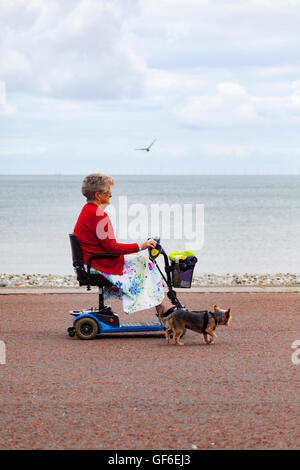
67, 235, 193, 340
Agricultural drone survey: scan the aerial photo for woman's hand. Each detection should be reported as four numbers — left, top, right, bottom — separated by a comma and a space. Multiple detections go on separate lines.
141, 239, 157, 250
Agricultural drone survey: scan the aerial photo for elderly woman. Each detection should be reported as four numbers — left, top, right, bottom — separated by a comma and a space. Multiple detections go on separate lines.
73, 173, 175, 315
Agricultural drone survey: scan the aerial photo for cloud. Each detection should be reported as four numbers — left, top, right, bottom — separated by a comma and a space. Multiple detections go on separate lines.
1, 0, 300, 175
176, 82, 258, 127
0, 0, 145, 100
136, 0, 300, 72
175, 80, 300, 128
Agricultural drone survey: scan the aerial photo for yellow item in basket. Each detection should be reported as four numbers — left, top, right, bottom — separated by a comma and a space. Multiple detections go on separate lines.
169, 250, 196, 262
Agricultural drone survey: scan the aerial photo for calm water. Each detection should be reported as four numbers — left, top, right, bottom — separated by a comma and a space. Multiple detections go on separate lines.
0, 175, 299, 275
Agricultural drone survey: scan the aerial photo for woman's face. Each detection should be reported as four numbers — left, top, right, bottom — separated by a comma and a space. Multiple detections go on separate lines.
95, 185, 112, 207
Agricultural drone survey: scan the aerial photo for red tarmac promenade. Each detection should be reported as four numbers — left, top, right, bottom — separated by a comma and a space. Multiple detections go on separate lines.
0, 291, 299, 450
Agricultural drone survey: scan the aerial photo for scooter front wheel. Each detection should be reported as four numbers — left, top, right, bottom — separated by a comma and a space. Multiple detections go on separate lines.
75, 317, 99, 340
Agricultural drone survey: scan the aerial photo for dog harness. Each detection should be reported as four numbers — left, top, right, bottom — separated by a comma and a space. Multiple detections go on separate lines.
203, 310, 218, 333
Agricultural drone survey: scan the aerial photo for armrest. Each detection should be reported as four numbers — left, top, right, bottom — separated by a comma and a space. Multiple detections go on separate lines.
86, 253, 119, 291
87, 253, 120, 272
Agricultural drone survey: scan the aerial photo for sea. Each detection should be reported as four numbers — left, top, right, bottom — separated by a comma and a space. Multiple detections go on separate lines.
0, 175, 299, 275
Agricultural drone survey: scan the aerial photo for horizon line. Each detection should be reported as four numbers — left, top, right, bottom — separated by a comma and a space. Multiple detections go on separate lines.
0, 173, 300, 177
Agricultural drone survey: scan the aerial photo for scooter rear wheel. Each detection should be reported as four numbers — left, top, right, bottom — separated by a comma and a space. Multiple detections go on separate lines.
75, 317, 99, 340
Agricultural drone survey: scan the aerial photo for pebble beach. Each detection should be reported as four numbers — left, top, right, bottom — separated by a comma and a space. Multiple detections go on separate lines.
1, 272, 300, 288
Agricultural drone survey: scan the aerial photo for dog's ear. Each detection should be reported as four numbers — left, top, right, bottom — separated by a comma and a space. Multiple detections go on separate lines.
225, 308, 231, 320
222, 308, 231, 326
214, 305, 220, 312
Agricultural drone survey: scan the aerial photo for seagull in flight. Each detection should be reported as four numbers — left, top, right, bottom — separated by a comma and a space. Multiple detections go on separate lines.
135, 139, 156, 152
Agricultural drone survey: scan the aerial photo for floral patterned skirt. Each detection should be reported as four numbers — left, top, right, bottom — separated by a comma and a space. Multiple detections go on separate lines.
90, 253, 165, 314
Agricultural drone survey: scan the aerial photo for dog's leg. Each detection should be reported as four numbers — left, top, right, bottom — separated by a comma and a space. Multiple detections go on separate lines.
204, 328, 216, 344
165, 327, 173, 344
174, 327, 185, 346
164, 317, 176, 344
203, 333, 210, 344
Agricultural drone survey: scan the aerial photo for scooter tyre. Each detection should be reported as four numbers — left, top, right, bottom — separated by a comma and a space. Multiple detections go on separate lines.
75, 317, 99, 340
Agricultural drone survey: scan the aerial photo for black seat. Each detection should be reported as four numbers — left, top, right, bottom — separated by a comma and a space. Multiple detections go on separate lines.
69, 234, 119, 313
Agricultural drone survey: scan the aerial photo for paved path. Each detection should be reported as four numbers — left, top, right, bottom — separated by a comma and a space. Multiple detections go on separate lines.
1, 286, 299, 294
0, 292, 299, 449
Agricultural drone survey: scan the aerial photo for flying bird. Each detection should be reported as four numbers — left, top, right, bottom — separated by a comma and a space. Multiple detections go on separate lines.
135, 139, 156, 152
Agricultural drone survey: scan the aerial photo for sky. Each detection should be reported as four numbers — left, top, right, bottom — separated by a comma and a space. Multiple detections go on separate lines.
1, 0, 300, 175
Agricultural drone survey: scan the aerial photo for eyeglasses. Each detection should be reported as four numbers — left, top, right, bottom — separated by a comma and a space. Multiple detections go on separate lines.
99, 191, 112, 196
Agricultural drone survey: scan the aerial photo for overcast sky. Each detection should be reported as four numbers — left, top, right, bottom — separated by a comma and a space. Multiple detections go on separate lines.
1, 0, 300, 174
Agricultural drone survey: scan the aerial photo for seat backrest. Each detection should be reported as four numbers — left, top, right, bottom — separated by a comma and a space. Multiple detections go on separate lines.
69, 233, 117, 290
69, 233, 84, 269
69, 233, 90, 286
69, 232, 117, 311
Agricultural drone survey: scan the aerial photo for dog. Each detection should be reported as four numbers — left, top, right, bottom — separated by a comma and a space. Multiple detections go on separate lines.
159, 304, 231, 346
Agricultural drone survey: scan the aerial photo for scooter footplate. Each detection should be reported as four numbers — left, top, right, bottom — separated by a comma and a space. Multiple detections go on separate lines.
121, 321, 161, 327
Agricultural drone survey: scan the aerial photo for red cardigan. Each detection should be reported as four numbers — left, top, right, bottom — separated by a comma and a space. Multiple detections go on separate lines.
73, 203, 139, 274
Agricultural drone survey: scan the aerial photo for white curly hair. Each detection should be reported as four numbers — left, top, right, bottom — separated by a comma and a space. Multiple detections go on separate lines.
81, 173, 114, 202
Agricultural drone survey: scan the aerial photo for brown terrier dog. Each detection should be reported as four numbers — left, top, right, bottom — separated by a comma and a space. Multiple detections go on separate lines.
159, 304, 231, 346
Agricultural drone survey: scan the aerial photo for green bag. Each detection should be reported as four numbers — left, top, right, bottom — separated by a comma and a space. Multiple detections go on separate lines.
169, 250, 196, 262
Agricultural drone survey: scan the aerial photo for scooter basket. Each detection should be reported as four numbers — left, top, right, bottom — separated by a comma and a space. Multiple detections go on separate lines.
170, 256, 197, 288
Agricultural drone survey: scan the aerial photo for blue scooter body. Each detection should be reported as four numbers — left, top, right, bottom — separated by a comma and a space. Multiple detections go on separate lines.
70, 309, 164, 335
